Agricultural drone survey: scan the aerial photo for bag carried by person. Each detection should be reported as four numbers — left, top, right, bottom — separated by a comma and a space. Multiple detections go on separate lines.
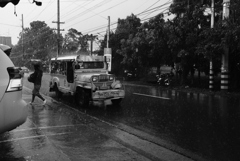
28, 73, 36, 83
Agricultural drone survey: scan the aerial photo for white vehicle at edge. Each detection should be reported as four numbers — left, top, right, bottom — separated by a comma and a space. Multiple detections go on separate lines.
0, 44, 27, 134
49, 54, 125, 107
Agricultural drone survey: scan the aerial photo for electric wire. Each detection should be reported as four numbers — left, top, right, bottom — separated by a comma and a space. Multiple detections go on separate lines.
21, 0, 171, 42
63, 0, 112, 24
11, 0, 173, 58
60, 0, 95, 19
80, 1, 172, 35
28, 0, 55, 22
64, 0, 129, 29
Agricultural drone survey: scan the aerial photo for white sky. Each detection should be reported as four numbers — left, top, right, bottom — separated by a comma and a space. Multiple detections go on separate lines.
0, 0, 172, 45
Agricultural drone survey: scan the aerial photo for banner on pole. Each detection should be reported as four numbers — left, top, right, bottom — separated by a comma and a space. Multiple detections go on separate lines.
104, 48, 112, 72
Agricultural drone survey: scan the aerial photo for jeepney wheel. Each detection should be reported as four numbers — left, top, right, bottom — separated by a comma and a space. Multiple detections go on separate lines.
54, 84, 62, 98
112, 98, 122, 106
76, 89, 89, 107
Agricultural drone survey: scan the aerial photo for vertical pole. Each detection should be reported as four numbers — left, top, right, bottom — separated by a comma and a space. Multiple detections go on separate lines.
57, 0, 60, 58
209, 0, 214, 90
22, 14, 24, 61
90, 34, 93, 56
221, 0, 230, 91
52, 0, 64, 59
107, 16, 110, 48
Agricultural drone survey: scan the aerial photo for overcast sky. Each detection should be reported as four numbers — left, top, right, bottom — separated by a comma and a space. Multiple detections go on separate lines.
0, 0, 172, 45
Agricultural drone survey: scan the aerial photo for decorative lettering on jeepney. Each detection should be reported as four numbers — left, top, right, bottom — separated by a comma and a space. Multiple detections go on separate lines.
95, 91, 121, 98
110, 91, 119, 96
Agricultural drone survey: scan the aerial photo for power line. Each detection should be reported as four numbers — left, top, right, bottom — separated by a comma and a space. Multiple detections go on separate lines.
136, 0, 172, 17
60, 0, 94, 19
0, 22, 21, 27
137, 0, 162, 15
132, 0, 150, 13
64, 0, 129, 29
80, 1, 172, 35
14, 1, 172, 48
141, 5, 171, 19
64, 0, 112, 24
28, 0, 55, 22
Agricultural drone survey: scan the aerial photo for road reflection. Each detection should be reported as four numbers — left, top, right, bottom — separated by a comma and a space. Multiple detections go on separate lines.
103, 84, 240, 161
22, 75, 240, 161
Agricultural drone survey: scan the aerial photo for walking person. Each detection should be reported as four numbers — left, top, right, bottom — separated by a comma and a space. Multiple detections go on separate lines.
29, 63, 47, 105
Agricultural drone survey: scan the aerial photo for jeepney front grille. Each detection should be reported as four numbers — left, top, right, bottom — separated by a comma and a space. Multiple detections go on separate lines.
99, 75, 109, 82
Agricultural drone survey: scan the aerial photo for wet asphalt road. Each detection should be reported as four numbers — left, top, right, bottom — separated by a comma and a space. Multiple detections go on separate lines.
1, 73, 240, 161
0, 73, 193, 161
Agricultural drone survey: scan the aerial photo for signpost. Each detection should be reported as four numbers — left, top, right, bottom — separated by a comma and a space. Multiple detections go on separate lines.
104, 48, 112, 72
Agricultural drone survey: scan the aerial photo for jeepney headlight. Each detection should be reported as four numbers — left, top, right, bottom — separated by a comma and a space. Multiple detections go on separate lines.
92, 76, 98, 82
109, 76, 114, 81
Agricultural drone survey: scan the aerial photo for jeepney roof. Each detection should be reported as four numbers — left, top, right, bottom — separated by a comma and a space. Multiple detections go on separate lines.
51, 55, 77, 61
77, 55, 104, 62
51, 55, 105, 62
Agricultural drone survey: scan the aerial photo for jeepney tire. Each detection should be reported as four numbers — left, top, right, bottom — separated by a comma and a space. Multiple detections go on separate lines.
112, 98, 122, 106
76, 88, 89, 108
54, 84, 62, 98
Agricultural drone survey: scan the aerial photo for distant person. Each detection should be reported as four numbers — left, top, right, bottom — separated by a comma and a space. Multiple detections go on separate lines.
29, 63, 47, 106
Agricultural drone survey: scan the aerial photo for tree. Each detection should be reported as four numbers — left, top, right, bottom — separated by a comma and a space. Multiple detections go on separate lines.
62, 28, 89, 54
145, 14, 172, 72
12, 21, 58, 68
168, 0, 213, 85
115, 14, 142, 75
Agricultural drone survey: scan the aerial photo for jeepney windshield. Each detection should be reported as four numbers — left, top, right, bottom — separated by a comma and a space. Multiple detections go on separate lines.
76, 61, 104, 69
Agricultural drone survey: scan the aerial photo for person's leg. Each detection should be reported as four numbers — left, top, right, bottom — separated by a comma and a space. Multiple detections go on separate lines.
36, 93, 45, 101
31, 94, 36, 102
35, 85, 47, 105
30, 87, 36, 104
37, 93, 47, 105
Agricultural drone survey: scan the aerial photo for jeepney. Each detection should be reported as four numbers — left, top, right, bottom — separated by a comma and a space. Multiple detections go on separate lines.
49, 54, 125, 107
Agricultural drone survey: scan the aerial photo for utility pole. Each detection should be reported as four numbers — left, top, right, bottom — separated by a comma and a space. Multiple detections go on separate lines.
52, 0, 64, 58
107, 16, 110, 48
209, 0, 214, 90
104, 16, 112, 72
221, 0, 230, 91
90, 34, 93, 55
21, 14, 25, 61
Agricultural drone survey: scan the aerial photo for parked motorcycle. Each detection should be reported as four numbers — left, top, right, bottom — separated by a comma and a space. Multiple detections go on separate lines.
124, 69, 137, 80
156, 72, 174, 86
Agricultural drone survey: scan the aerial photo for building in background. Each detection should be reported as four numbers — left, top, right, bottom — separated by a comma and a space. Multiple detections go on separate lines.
0, 36, 12, 47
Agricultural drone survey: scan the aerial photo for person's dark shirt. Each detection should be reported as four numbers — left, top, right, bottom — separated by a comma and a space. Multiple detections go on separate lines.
32, 69, 43, 85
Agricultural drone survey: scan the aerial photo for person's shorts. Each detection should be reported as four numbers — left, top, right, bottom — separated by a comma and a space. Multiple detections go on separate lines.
32, 85, 41, 95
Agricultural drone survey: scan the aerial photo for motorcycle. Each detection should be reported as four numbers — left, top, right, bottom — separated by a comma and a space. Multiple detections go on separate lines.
156, 72, 174, 86
124, 69, 137, 80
